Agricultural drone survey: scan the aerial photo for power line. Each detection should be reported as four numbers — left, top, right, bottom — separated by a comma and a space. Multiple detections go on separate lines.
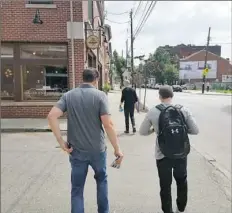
105, 18, 129, 24
133, 1, 142, 18
133, 1, 149, 35
134, 1, 157, 39
106, 11, 129, 15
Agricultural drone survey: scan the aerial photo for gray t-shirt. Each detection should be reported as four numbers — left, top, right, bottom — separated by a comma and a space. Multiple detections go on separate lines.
56, 84, 109, 153
139, 103, 199, 160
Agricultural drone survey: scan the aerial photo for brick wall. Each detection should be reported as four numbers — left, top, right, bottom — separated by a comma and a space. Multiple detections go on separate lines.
68, 40, 85, 87
1, 105, 53, 118
1, 1, 83, 42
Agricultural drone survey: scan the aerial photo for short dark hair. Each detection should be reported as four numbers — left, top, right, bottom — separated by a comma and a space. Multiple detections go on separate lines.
159, 85, 174, 99
82, 68, 99, 82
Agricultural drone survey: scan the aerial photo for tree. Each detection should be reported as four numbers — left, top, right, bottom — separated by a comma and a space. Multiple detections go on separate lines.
164, 64, 179, 85
143, 47, 179, 84
112, 50, 126, 87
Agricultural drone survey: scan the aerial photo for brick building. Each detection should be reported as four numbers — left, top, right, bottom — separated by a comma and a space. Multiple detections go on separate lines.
162, 44, 221, 58
1, 0, 112, 118
179, 50, 232, 83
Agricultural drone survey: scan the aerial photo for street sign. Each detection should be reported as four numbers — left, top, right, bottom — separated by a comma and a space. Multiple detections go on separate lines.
202, 68, 209, 76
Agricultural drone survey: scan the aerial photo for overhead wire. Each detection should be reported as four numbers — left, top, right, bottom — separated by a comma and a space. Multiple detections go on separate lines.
134, 1, 158, 39
105, 18, 130, 24
133, 1, 142, 19
133, 1, 150, 35
106, 11, 130, 15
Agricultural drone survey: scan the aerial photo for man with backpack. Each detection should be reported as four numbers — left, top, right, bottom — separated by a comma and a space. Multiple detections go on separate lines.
139, 85, 199, 213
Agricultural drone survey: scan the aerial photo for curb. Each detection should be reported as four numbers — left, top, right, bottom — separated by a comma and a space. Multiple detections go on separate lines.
183, 91, 232, 97
191, 144, 231, 200
1, 128, 52, 133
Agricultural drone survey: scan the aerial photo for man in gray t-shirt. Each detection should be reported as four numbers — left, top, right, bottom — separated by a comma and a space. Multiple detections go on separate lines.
48, 68, 123, 213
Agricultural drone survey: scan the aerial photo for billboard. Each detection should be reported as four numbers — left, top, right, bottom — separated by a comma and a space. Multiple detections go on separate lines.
179, 60, 217, 79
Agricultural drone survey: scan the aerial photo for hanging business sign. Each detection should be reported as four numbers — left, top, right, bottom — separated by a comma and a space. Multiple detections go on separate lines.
86, 35, 100, 50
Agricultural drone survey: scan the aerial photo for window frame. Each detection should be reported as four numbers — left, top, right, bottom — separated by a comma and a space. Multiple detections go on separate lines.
27, 0, 53, 4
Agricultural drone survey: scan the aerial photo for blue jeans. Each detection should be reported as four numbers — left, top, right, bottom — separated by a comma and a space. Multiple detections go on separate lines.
69, 149, 109, 213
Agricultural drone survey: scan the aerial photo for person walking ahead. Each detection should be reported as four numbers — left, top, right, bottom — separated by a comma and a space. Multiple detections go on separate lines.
139, 85, 199, 213
48, 68, 123, 213
120, 80, 138, 134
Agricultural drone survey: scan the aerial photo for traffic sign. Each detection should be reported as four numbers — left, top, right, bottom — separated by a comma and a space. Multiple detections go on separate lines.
202, 68, 209, 76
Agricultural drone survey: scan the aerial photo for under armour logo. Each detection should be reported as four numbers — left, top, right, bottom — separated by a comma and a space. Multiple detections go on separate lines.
171, 129, 179, 134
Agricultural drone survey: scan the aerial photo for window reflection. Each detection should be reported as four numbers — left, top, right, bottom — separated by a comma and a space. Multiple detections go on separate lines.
22, 65, 68, 100
1, 64, 14, 99
20, 44, 67, 59
1, 45, 14, 58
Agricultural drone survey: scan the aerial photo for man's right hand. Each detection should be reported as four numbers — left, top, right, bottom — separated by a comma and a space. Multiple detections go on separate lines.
114, 149, 124, 165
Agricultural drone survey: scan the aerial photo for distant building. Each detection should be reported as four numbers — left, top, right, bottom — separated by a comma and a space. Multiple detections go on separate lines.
179, 50, 232, 83
161, 44, 221, 59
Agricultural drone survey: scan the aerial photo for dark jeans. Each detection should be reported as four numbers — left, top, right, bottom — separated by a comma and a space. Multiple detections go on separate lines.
156, 157, 188, 213
124, 106, 135, 131
69, 149, 109, 213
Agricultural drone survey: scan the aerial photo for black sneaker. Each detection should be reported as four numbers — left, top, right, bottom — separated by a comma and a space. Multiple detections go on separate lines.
133, 127, 136, 133
124, 130, 129, 134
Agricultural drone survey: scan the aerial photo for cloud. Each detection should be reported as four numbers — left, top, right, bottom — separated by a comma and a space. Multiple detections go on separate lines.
105, 1, 231, 62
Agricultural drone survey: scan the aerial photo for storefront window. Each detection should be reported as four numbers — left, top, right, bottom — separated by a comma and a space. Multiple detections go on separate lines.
1, 64, 14, 99
1, 45, 14, 58
22, 65, 68, 100
20, 44, 67, 59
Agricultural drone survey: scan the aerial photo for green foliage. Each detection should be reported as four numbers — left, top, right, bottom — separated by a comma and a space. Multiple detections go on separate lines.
103, 83, 111, 93
112, 50, 126, 86
163, 64, 179, 85
143, 47, 179, 84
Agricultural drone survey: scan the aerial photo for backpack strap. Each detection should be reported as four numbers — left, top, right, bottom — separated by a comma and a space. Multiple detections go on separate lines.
175, 104, 183, 110
174, 104, 186, 124
156, 104, 166, 112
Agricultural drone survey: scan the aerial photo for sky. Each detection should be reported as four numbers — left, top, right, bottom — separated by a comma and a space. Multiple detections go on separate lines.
105, 1, 232, 64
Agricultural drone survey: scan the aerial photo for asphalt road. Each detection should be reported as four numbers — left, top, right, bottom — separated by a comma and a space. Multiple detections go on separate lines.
138, 88, 232, 179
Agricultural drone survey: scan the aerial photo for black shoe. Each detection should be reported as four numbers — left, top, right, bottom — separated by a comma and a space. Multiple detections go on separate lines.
124, 130, 129, 134
133, 127, 136, 133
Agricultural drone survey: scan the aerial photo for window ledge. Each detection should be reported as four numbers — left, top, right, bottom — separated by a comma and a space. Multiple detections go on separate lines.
25, 4, 57, 9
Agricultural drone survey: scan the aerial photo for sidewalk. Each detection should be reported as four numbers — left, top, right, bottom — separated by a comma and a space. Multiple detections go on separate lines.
1, 92, 231, 213
0, 91, 145, 132
183, 90, 232, 96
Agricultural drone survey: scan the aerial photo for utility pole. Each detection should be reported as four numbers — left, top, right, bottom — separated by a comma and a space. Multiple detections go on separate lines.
130, 10, 134, 86
134, 55, 145, 110
202, 27, 211, 94
143, 59, 148, 110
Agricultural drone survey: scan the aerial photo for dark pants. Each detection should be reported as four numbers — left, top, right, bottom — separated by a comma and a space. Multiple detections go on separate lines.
206, 86, 209, 92
124, 106, 135, 131
70, 149, 109, 213
156, 157, 188, 213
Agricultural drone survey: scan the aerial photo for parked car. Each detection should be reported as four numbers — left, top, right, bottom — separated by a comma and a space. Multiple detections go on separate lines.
181, 83, 196, 90
154, 83, 162, 89
172, 85, 183, 92
141, 84, 145, 88
181, 84, 188, 90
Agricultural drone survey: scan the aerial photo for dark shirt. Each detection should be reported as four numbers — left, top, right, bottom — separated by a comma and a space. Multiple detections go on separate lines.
121, 87, 138, 109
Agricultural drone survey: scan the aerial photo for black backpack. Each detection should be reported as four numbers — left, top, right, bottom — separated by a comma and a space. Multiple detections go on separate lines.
156, 104, 190, 159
